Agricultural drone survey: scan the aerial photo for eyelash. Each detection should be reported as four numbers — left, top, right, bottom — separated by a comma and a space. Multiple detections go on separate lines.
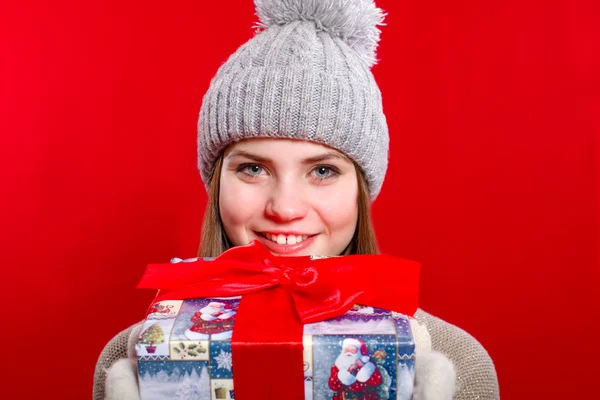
236, 163, 341, 181
237, 163, 265, 177
311, 165, 340, 180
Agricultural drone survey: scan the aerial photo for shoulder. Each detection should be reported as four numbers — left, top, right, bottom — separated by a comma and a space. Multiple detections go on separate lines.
414, 309, 500, 400
93, 321, 144, 400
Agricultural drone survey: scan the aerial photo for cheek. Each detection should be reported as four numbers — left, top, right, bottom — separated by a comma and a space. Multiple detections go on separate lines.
315, 180, 359, 233
219, 176, 264, 242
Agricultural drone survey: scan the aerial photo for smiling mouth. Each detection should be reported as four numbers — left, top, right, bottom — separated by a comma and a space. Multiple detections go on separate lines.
257, 232, 316, 245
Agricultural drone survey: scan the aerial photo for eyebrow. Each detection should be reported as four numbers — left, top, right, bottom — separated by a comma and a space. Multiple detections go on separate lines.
226, 149, 350, 164
226, 149, 269, 163
301, 152, 349, 164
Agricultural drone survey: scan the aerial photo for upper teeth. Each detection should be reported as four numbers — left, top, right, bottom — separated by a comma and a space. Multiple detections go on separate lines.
263, 233, 309, 245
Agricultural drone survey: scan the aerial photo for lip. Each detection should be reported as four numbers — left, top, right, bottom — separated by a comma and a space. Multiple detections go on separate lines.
253, 231, 318, 255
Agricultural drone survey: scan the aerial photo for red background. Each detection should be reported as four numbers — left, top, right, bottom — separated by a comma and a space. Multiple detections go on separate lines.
1, 1, 598, 398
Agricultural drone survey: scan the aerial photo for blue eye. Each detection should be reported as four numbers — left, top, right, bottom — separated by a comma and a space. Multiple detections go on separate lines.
241, 164, 264, 176
312, 165, 338, 180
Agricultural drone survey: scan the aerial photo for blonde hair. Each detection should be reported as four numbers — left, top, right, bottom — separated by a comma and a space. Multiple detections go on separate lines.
197, 154, 379, 257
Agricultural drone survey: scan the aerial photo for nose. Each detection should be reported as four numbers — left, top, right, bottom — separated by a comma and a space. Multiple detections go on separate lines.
265, 180, 309, 222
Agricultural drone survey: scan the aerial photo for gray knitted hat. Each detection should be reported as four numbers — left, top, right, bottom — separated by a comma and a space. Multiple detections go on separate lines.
198, 0, 389, 198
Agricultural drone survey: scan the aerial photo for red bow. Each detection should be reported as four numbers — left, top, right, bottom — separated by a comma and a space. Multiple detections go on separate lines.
138, 240, 420, 400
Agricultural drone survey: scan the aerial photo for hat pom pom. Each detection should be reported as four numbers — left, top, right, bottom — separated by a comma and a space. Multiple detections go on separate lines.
254, 0, 386, 67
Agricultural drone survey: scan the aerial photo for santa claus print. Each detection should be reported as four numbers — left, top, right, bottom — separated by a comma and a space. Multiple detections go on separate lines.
328, 338, 383, 400
149, 303, 173, 315
184, 301, 237, 341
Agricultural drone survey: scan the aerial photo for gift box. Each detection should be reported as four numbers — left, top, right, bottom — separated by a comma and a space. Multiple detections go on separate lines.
136, 241, 420, 400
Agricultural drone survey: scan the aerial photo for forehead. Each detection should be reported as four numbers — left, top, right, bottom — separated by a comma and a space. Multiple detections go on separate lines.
223, 138, 351, 162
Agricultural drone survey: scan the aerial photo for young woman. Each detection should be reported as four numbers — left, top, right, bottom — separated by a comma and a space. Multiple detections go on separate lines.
94, 1, 499, 399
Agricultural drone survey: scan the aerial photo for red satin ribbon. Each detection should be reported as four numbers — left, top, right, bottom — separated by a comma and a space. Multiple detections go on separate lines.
137, 241, 421, 399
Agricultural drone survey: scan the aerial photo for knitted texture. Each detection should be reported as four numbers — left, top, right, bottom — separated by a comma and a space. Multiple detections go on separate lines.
197, 0, 389, 198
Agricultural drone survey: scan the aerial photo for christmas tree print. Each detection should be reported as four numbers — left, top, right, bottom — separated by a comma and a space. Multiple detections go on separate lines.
139, 323, 166, 353
396, 362, 415, 400
175, 367, 210, 400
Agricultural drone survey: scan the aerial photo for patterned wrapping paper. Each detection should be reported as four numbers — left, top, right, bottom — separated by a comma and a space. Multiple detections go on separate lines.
136, 255, 416, 400
136, 298, 415, 400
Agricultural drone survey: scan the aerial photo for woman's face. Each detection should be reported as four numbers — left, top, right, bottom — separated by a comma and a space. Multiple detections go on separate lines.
219, 139, 359, 256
